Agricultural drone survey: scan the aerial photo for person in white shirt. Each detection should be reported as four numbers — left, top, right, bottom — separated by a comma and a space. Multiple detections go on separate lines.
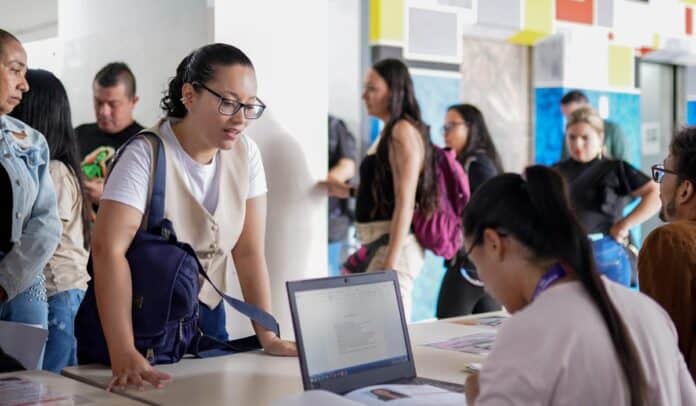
89, 43, 296, 390
461, 165, 696, 406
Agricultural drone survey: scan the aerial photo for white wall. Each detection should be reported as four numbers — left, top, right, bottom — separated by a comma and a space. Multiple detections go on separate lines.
58, 0, 212, 128
214, 0, 328, 339
328, 0, 364, 139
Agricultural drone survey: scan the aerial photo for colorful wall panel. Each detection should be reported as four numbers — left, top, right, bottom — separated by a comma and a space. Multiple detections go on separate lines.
370, 0, 405, 44
608, 45, 635, 88
509, 0, 554, 45
556, 0, 594, 25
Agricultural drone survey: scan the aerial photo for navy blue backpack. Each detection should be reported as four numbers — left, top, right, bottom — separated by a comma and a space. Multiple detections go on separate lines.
75, 132, 280, 365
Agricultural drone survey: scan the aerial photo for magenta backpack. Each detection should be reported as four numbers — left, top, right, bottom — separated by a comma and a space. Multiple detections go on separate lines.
412, 146, 471, 259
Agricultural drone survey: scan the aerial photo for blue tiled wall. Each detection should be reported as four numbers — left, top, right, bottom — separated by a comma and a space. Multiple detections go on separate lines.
687, 101, 696, 126
535, 87, 641, 168
535, 87, 566, 165
410, 73, 461, 322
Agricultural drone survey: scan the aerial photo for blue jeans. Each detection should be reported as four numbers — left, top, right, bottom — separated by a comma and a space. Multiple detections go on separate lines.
43, 289, 85, 372
199, 302, 228, 341
592, 236, 632, 287
328, 241, 344, 277
0, 276, 48, 369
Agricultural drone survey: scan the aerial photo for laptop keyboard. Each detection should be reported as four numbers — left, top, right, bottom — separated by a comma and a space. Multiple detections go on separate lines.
390, 376, 465, 393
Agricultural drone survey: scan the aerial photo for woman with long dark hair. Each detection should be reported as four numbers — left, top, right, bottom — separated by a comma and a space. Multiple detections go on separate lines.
462, 165, 696, 405
436, 103, 502, 318
9, 69, 91, 372
324, 59, 438, 317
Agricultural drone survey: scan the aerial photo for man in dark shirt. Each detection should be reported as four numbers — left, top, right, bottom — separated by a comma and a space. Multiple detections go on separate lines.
76, 62, 143, 205
326, 115, 357, 276
559, 90, 629, 163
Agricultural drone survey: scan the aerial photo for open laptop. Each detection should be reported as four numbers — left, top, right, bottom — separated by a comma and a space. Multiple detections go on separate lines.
286, 271, 464, 395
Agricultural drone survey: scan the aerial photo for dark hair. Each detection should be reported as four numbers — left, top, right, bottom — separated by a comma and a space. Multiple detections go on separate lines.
371, 59, 438, 216
670, 127, 696, 184
463, 166, 647, 406
9, 69, 91, 248
161, 43, 254, 119
560, 90, 589, 105
447, 104, 503, 173
0, 29, 20, 57
94, 62, 137, 98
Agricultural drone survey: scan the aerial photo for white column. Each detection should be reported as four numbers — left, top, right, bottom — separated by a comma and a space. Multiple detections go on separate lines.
328, 0, 364, 137
214, 0, 328, 338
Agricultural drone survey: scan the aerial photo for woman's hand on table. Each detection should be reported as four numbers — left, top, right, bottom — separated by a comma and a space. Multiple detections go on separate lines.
108, 348, 172, 391
261, 335, 297, 357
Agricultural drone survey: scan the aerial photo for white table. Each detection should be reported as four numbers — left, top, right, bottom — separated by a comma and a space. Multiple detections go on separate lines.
62, 312, 506, 405
0, 370, 144, 405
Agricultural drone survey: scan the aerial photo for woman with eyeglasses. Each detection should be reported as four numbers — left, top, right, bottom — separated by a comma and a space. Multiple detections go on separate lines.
553, 107, 659, 287
436, 104, 503, 318
84, 43, 296, 389
462, 165, 696, 405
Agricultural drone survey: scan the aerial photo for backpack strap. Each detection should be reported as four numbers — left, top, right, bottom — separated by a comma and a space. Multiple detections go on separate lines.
105, 131, 166, 232
177, 241, 280, 358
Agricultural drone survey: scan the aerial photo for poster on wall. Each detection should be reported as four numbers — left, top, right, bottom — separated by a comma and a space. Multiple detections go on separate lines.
641, 122, 661, 156
556, 0, 594, 25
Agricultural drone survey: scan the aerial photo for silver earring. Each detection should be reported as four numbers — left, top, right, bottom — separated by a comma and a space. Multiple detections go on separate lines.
180, 97, 186, 103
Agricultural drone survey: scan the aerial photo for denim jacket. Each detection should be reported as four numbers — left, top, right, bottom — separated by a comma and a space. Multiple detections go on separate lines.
0, 114, 61, 301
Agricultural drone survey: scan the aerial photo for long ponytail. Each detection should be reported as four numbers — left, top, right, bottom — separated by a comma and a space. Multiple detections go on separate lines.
463, 165, 647, 405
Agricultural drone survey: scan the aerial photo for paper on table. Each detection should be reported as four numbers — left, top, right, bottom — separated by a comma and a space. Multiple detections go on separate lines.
424, 332, 497, 355
452, 315, 506, 328
270, 390, 362, 405
0, 376, 93, 406
345, 384, 467, 405
0, 320, 48, 369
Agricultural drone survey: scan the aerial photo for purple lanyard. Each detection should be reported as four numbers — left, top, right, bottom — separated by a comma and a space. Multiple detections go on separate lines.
532, 263, 567, 300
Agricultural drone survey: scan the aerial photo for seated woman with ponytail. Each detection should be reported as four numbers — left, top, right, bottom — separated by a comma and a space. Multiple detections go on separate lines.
462, 166, 696, 405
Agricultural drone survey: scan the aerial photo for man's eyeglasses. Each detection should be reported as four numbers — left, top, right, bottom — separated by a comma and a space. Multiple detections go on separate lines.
194, 82, 266, 119
651, 164, 679, 183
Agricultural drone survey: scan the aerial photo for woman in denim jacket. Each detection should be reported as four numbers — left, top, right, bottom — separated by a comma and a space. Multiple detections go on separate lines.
10, 69, 90, 372
0, 30, 61, 348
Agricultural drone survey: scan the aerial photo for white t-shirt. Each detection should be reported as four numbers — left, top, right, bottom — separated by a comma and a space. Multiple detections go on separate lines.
476, 278, 696, 406
102, 120, 266, 214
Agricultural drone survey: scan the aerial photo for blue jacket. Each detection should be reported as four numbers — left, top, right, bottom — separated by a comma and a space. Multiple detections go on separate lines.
0, 115, 61, 300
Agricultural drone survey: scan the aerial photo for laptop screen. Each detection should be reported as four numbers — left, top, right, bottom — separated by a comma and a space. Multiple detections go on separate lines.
293, 279, 410, 386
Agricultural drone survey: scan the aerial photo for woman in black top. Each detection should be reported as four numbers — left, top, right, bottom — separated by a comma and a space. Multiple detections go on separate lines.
553, 107, 659, 286
436, 104, 503, 318
323, 59, 439, 317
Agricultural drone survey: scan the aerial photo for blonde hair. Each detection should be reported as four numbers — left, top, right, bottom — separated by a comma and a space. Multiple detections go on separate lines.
566, 106, 604, 135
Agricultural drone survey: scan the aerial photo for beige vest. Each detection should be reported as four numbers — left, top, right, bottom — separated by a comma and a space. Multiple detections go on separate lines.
145, 121, 249, 308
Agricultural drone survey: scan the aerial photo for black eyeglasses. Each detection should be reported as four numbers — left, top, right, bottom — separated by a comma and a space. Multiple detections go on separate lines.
193, 82, 266, 119
441, 122, 465, 134
651, 164, 678, 183
463, 229, 508, 258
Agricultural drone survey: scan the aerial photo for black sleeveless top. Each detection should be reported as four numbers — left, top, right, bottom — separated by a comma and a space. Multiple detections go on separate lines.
355, 154, 395, 223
